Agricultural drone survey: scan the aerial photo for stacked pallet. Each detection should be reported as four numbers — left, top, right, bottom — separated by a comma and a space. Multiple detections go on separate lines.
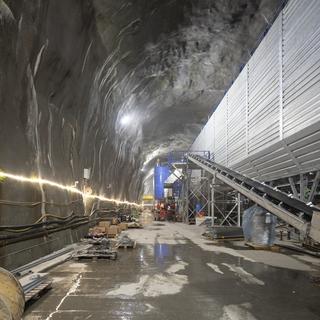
88, 221, 129, 238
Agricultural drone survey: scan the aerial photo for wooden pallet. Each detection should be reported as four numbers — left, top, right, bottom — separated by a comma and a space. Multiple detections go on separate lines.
73, 250, 117, 261
245, 242, 280, 252
25, 280, 52, 303
117, 241, 137, 249
127, 223, 143, 229
106, 234, 118, 238
204, 236, 244, 241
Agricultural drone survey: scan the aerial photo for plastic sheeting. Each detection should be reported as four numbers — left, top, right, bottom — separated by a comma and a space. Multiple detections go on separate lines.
242, 205, 277, 246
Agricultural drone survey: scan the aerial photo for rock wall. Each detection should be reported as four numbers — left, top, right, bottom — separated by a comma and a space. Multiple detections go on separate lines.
0, 0, 143, 200
0, 0, 142, 268
0, 0, 281, 267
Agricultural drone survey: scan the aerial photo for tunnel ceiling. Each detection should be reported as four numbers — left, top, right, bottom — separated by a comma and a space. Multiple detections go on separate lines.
0, 0, 280, 200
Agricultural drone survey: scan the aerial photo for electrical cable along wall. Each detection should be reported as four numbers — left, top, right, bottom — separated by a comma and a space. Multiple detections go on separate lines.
190, 0, 320, 182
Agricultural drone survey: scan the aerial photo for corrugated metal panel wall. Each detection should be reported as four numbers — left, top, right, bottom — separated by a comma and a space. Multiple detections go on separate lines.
248, 16, 280, 155
214, 97, 228, 165
283, 0, 320, 137
190, 0, 320, 181
282, 0, 320, 171
227, 67, 247, 166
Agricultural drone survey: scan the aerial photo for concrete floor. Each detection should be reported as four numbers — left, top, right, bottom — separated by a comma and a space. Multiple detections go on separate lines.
23, 216, 320, 320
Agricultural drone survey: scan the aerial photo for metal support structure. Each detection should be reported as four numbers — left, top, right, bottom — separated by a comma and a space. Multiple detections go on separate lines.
237, 193, 241, 227
206, 171, 211, 219
220, 203, 238, 226
289, 177, 299, 199
186, 175, 210, 223
188, 154, 320, 241
211, 176, 215, 227
184, 166, 190, 224
207, 181, 241, 227
308, 171, 320, 203
300, 173, 306, 202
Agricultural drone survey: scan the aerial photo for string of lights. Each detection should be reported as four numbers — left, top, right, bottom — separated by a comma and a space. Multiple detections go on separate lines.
0, 171, 142, 207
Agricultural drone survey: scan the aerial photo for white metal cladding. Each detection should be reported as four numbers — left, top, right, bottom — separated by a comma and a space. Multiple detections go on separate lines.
283, 0, 320, 137
214, 96, 228, 165
206, 115, 215, 153
189, 0, 320, 181
192, 124, 206, 151
190, 112, 215, 154
248, 16, 281, 155
227, 67, 247, 166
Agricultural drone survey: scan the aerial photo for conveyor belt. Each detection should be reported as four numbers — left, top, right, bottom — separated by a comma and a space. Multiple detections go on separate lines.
188, 154, 320, 237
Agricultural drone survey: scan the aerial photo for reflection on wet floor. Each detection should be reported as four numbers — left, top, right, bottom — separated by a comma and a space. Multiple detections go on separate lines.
23, 221, 320, 320
139, 210, 155, 227
154, 243, 171, 260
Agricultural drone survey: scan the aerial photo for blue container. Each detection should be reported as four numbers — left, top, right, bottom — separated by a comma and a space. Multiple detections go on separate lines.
172, 179, 182, 197
154, 165, 170, 200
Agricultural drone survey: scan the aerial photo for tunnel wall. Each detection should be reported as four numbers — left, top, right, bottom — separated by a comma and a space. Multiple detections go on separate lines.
0, 0, 143, 200
0, 0, 100, 269
190, 0, 320, 181
0, 0, 288, 267
0, 0, 142, 269
0, 176, 91, 269
0, 224, 90, 271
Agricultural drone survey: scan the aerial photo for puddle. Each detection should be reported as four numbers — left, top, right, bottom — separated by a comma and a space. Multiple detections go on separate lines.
221, 303, 257, 320
106, 260, 188, 298
222, 263, 264, 286
207, 263, 224, 274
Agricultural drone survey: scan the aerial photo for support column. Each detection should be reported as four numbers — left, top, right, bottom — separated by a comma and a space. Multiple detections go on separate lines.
237, 193, 241, 227
185, 161, 190, 224
289, 177, 299, 199
300, 173, 306, 202
207, 177, 211, 218
308, 171, 320, 203
211, 175, 215, 227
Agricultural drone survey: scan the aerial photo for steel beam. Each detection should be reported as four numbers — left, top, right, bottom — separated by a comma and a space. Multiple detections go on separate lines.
188, 155, 310, 235
189, 155, 315, 216
308, 171, 320, 203
237, 193, 241, 227
220, 203, 238, 226
211, 176, 215, 227
288, 177, 299, 199
300, 174, 306, 202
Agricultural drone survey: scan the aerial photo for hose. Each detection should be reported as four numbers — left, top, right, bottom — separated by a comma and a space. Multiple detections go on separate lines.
0, 217, 92, 241
0, 213, 86, 233
1, 217, 88, 234
0, 207, 117, 234
89, 208, 119, 217
0, 219, 97, 246
0, 208, 119, 244
0, 199, 82, 207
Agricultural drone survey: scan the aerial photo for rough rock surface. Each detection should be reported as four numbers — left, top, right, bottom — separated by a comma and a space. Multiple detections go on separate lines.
0, 0, 281, 200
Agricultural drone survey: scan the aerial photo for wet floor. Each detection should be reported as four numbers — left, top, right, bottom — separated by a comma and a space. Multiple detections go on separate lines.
23, 219, 320, 320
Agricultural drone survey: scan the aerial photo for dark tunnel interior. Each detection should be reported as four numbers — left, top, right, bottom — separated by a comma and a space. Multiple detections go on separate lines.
0, 0, 280, 201
2, 3, 320, 320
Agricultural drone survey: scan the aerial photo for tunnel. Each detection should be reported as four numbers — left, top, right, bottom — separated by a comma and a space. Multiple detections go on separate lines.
0, 0, 320, 319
